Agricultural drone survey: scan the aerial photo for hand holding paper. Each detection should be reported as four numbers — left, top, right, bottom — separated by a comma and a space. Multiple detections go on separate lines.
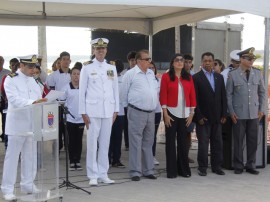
45, 90, 65, 102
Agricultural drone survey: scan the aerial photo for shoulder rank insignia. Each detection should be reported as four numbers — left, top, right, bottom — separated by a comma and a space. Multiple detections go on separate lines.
252, 66, 261, 71
8, 73, 18, 78
83, 60, 93, 66
110, 61, 116, 66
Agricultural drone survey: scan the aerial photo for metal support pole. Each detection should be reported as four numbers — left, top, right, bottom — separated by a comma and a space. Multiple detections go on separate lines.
148, 20, 153, 57
191, 24, 196, 70
263, 17, 270, 165
224, 22, 229, 66
38, 26, 48, 81
175, 26, 180, 53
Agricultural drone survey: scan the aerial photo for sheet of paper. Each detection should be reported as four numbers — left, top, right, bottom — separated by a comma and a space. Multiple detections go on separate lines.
45, 90, 65, 102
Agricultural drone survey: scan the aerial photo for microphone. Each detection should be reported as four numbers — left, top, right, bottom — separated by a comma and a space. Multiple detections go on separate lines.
34, 75, 50, 97
34, 75, 45, 87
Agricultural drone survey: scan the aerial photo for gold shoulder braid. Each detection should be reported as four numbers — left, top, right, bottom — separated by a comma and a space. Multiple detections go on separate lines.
83, 60, 93, 66
8, 73, 18, 78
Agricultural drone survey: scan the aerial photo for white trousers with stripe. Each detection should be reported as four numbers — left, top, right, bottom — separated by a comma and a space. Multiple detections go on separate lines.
1, 135, 37, 195
86, 117, 112, 179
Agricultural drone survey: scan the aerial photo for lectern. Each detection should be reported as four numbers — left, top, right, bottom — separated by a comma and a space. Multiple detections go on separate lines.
16, 102, 63, 202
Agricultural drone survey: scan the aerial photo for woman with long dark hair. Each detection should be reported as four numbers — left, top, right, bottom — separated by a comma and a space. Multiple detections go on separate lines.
160, 53, 196, 178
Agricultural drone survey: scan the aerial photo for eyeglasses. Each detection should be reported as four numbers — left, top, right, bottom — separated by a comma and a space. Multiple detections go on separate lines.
242, 56, 256, 61
174, 58, 184, 63
140, 58, 152, 62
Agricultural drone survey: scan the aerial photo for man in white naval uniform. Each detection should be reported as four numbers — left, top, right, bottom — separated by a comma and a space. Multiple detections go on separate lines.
79, 38, 119, 186
1, 55, 47, 201
221, 49, 241, 86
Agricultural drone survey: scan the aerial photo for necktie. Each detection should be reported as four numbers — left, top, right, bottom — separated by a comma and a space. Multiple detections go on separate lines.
246, 69, 250, 81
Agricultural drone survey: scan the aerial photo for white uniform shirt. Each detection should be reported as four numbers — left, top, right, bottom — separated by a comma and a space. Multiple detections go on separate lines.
121, 65, 157, 111
0, 68, 11, 98
4, 69, 42, 136
79, 58, 119, 118
62, 82, 84, 123
118, 74, 125, 116
155, 77, 162, 113
221, 65, 233, 86
46, 68, 71, 91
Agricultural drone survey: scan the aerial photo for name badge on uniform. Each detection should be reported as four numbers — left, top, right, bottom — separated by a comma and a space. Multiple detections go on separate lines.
91, 71, 97, 83
107, 70, 114, 80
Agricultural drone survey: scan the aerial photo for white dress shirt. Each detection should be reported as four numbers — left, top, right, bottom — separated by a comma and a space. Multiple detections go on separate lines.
4, 69, 42, 136
121, 65, 157, 111
167, 82, 190, 118
118, 74, 125, 116
62, 82, 84, 123
46, 68, 71, 91
79, 58, 119, 118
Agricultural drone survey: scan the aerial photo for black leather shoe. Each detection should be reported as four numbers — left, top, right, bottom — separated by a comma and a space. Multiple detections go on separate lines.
246, 169, 259, 175
0, 134, 4, 142
198, 170, 207, 176
131, 176, 140, 181
167, 175, 177, 179
182, 174, 191, 178
144, 174, 157, 180
212, 169, 225, 175
234, 169, 243, 174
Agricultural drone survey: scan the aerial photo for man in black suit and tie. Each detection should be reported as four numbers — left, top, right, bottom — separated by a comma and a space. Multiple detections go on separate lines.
193, 52, 227, 176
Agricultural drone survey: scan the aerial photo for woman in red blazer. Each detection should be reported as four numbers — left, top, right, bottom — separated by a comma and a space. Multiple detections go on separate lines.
160, 53, 196, 178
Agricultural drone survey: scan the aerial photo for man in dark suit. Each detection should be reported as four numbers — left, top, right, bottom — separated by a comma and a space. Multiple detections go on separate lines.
193, 52, 227, 176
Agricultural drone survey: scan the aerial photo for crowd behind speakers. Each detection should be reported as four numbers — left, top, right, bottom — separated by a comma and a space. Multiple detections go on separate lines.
0, 38, 266, 200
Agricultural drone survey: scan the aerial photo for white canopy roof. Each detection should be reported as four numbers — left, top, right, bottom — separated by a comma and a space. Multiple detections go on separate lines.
1, 0, 269, 35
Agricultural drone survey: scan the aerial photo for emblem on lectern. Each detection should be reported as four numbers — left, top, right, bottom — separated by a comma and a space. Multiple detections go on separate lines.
48, 112, 54, 128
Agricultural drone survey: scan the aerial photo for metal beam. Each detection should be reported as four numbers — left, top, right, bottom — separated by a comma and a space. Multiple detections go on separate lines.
263, 17, 270, 165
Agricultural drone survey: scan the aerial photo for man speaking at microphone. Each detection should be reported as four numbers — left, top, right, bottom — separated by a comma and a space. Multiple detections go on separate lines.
1, 55, 47, 201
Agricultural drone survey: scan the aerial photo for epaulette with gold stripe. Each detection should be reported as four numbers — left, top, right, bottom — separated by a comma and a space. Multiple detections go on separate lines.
83, 60, 93, 66
8, 73, 18, 78
252, 66, 261, 71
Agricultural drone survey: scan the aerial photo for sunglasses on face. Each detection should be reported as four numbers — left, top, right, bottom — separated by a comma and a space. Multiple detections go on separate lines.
242, 56, 256, 61
140, 58, 152, 62
174, 58, 184, 63
231, 60, 240, 64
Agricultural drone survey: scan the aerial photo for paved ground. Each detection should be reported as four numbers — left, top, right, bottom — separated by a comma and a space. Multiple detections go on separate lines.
0, 129, 270, 202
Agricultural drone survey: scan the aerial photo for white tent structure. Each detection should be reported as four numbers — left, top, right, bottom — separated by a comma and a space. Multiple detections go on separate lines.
1, 2, 268, 85
0, 0, 269, 72
0, 0, 269, 34
0, 2, 269, 87
0, 0, 270, 163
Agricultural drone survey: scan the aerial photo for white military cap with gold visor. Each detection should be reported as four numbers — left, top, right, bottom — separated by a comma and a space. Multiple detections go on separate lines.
91, 38, 109, 48
19, 54, 39, 66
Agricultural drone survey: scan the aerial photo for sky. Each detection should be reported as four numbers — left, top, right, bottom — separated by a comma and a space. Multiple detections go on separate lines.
0, 13, 266, 69
206, 13, 265, 51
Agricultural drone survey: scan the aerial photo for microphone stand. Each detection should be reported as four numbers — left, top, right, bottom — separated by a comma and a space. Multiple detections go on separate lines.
58, 103, 91, 195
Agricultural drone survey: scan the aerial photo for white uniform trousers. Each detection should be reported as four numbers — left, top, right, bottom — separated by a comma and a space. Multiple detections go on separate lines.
86, 117, 113, 179
1, 135, 37, 195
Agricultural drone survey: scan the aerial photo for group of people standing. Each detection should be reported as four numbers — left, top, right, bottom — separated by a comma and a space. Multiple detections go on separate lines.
0, 36, 266, 201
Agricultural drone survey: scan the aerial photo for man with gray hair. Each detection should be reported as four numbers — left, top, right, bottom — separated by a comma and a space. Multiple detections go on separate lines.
122, 49, 157, 181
